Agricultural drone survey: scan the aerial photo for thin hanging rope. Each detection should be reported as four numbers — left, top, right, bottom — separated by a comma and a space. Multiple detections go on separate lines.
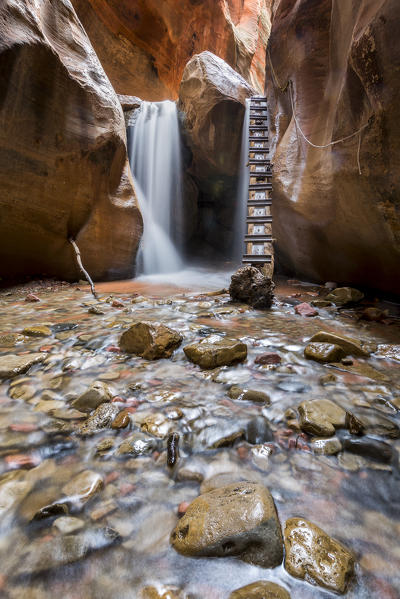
289, 81, 369, 150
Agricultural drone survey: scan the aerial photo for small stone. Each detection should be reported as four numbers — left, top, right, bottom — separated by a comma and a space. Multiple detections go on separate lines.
79, 403, 119, 436
255, 352, 281, 365
116, 433, 158, 457
345, 412, 365, 435
96, 438, 115, 453
341, 357, 353, 365
309, 331, 371, 357
5, 453, 40, 469
311, 300, 332, 308
326, 287, 364, 305
178, 501, 190, 517
72, 381, 113, 412
112, 299, 124, 308
342, 437, 393, 463
165, 407, 183, 420
0, 333, 24, 346
229, 266, 275, 309
90, 499, 118, 521
170, 482, 283, 568
32, 502, 68, 521
298, 399, 346, 437
311, 437, 342, 455
53, 516, 84, 534
227, 385, 243, 399
240, 389, 270, 404
184, 335, 247, 369
304, 342, 345, 363
361, 307, 388, 322
229, 581, 291, 599
22, 326, 52, 337
295, 303, 318, 317
0, 353, 45, 379
62, 470, 103, 504
88, 306, 105, 315
120, 321, 182, 359
319, 373, 337, 385
112, 409, 131, 429
284, 518, 354, 593
25, 294, 40, 302
141, 413, 173, 438
9, 383, 36, 401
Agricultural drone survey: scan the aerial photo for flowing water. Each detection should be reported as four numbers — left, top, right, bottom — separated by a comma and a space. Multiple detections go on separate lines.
233, 99, 251, 264
0, 277, 399, 598
128, 101, 184, 275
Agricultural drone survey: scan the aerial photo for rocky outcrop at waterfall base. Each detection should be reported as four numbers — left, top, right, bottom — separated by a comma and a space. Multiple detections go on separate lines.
179, 52, 255, 256
71, 0, 271, 100
0, 0, 142, 282
266, 0, 400, 295
229, 266, 275, 309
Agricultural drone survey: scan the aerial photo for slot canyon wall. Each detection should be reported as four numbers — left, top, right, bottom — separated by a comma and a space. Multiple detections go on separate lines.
0, 0, 142, 281
70, 0, 272, 99
266, 0, 400, 294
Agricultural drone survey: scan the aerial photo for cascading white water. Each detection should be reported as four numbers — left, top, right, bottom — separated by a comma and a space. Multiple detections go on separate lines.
233, 98, 251, 263
128, 101, 183, 275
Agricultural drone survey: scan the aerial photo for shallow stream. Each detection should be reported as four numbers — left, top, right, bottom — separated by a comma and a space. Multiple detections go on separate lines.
0, 272, 399, 598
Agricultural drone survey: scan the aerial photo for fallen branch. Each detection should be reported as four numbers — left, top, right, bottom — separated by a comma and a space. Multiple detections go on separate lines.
68, 238, 98, 299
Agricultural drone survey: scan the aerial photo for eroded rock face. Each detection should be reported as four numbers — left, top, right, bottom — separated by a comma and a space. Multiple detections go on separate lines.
230, 266, 275, 309
284, 518, 354, 593
0, 0, 142, 282
170, 482, 283, 568
179, 52, 255, 256
71, 0, 271, 99
120, 322, 183, 360
266, 0, 400, 294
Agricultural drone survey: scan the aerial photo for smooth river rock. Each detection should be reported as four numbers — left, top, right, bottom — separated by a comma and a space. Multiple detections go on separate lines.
309, 331, 372, 357
229, 581, 291, 599
62, 470, 103, 505
298, 399, 346, 437
170, 482, 283, 568
284, 518, 354, 593
120, 322, 183, 359
184, 335, 247, 369
0, 353, 45, 379
325, 287, 364, 306
72, 381, 113, 412
304, 342, 345, 363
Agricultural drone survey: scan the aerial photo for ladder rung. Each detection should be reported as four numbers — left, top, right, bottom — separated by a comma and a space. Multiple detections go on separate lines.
247, 216, 273, 223
248, 199, 272, 206
245, 235, 273, 242
243, 255, 272, 264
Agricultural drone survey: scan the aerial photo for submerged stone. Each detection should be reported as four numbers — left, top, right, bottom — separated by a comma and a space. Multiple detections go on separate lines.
229, 266, 275, 309
284, 517, 354, 593
309, 331, 372, 357
62, 470, 103, 504
14, 527, 120, 576
326, 287, 364, 305
79, 403, 119, 436
311, 437, 342, 455
170, 482, 283, 568
184, 335, 247, 369
298, 399, 346, 437
22, 325, 52, 337
72, 381, 113, 412
304, 342, 345, 363
0, 353, 45, 379
120, 321, 183, 359
229, 581, 291, 599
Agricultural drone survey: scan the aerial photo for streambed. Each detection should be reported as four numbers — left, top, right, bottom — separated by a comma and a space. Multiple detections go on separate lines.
0, 273, 399, 598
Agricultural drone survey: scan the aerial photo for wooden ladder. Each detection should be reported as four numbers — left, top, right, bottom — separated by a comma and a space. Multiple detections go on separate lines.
242, 96, 273, 274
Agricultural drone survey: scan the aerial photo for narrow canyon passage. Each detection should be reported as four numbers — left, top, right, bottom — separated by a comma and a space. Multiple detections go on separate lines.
0, 1, 399, 598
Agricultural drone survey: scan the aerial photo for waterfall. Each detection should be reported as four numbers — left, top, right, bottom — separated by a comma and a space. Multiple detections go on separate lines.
128, 101, 183, 275
233, 98, 251, 263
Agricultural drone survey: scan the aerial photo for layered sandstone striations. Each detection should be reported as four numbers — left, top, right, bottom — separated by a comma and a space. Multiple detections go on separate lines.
0, 0, 142, 281
179, 52, 254, 256
71, 0, 272, 99
266, 0, 400, 294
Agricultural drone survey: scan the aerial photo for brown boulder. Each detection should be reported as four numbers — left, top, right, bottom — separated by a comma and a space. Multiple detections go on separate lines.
71, 0, 271, 99
120, 322, 183, 359
184, 335, 247, 369
170, 482, 283, 568
284, 518, 354, 593
229, 581, 290, 599
266, 0, 400, 294
0, 0, 142, 281
230, 266, 275, 309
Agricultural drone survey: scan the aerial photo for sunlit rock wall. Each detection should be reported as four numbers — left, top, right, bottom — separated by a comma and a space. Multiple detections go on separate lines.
267, 0, 400, 294
71, 0, 272, 99
0, 0, 142, 281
